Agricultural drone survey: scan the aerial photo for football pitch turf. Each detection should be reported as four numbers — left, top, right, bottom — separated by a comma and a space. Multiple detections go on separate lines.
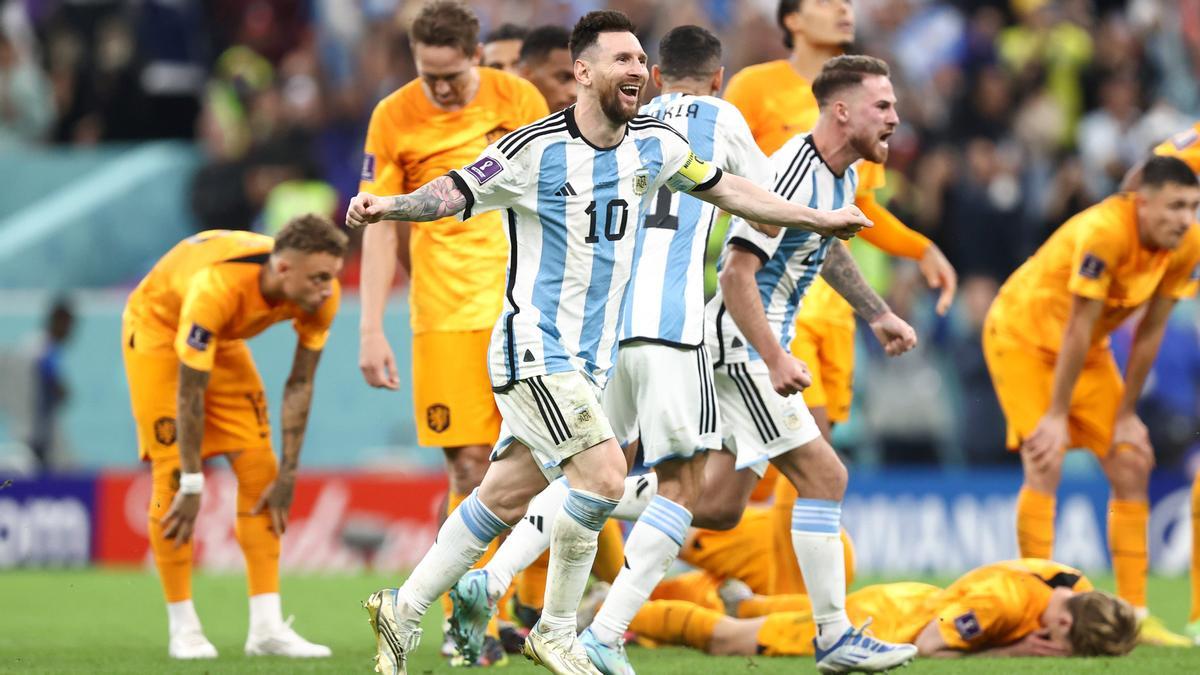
2, 570, 1200, 673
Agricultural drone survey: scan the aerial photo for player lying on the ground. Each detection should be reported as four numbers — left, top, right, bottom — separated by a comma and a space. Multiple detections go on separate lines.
626, 559, 1137, 659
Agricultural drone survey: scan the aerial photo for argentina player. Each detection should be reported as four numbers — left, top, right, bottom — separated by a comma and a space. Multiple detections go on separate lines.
346, 12, 871, 675
705, 55, 919, 673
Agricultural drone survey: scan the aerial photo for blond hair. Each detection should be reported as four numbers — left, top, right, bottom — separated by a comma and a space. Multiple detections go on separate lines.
1066, 591, 1138, 657
273, 214, 349, 258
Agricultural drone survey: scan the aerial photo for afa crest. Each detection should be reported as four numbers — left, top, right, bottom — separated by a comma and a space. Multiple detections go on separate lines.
633, 168, 649, 196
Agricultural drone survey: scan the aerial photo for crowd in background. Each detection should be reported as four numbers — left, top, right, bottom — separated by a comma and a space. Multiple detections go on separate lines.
2, 0, 1200, 469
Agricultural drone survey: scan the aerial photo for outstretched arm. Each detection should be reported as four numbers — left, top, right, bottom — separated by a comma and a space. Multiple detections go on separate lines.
346, 175, 467, 228
693, 172, 872, 240
820, 243, 917, 356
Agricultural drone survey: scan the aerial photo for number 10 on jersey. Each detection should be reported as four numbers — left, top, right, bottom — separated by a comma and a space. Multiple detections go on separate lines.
584, 199, 629, 243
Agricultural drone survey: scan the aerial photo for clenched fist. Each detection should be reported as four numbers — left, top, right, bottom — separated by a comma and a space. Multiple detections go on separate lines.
346, 192, 389, 229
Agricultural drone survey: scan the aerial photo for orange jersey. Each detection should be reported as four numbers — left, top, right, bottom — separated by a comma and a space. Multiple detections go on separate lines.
724, 60, 930, 327
849, 559, 1093, 651
360, 68, 548, 334
990, 194, 1200, 354
1154, 122, 1200, 174
123, 230, 339, 371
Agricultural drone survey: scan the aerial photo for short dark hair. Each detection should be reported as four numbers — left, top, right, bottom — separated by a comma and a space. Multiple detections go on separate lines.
658, 25, 722, 80
569, 10, 636, 61
778, 0, 802, 49
811, 55, 890, 108
410, 1, 479, 56
485, 23, 527, 44
519, 25, 570, 65
274, 214, 349, 258
1141, 155, 1200, 190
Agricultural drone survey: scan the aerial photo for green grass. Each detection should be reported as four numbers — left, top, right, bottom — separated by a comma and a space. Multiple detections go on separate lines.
1, 570, 1199, 673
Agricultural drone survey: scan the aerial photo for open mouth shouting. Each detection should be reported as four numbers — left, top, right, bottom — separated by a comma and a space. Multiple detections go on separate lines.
618, 82, 641, 107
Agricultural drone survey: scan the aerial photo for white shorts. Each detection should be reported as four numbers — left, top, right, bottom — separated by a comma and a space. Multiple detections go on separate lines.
492, 370, 615, 481
714, 360, 821, 477
602, 342, 721, 466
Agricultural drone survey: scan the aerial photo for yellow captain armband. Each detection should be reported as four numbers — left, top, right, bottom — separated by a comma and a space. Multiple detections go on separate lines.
666, 152, 722, 193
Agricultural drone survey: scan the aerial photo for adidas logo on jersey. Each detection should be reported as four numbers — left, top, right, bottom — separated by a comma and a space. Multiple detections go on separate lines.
523, 350, 536, 363
553, 182, 578, 197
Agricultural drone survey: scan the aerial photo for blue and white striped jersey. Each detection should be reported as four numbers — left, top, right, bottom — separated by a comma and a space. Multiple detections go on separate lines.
449, 106, 722, 390
622, 92, 773, 347
706, 133, 858, 364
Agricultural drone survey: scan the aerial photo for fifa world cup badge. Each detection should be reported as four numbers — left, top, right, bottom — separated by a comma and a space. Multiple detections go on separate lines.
633, 168, 649, 195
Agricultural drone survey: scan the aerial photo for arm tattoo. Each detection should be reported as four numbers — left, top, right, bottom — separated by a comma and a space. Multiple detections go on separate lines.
177, 365, 210, 473
819, 243, 889, 321
384, 176, 467, 222
280, 347, 322, 473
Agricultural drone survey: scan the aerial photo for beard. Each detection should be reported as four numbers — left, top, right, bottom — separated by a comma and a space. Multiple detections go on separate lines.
851, 131, 888, 164
598, 82, 639, 125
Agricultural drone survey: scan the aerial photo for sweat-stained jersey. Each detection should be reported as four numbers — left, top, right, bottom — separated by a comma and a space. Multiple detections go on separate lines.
123, 230, 340, 371
448, 106, 722, 390
359, 67, 548, 334
623, 92, 774, 347
988, 194, 1200, 355
707, 134, 855, 364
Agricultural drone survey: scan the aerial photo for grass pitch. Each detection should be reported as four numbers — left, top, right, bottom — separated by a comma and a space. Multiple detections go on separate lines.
1, 569, 1199, 673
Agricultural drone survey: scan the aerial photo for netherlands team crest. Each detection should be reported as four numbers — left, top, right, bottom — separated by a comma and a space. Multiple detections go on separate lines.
633, 168, 649, 195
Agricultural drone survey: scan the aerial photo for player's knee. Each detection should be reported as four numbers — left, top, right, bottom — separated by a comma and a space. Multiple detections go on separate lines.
1107, 449, 1151, 498
445, 445, 490, 494
692, 500, 744, 531
477, 480, 538, 526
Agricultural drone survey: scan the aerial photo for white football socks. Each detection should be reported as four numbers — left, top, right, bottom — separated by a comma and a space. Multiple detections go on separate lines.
397, 490, 509, 622
538, 489, 618, 633
248, 592, 282, 633
590, 495, 691, 645
484, 478, 567, 599
166, 599, 202, 636
791, 498, 850, 649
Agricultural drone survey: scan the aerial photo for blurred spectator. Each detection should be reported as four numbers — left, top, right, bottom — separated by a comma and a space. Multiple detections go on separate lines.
946, 275, 1011, 465
1077, 69, 1143, 199
482, 22, 527, 72
997, 1, 1093, 147
29, 298, 75, 473
0, 26, 54, 147
861, 262, 955, 464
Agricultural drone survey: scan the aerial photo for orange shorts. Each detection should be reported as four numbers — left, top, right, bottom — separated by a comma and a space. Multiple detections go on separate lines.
983, 320, 1123, 457
123, 320, 270, 461
790, 317, 855, 423
412, 329, 502, 448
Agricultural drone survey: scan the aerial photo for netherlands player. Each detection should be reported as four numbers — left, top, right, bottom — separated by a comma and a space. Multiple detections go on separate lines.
629, 560, 1137, 660
357, 2, 548, 662
347, 11, 871, 675
704, 54, 919, 672
121, 218, 345, 659
985, 155, 1200, 647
